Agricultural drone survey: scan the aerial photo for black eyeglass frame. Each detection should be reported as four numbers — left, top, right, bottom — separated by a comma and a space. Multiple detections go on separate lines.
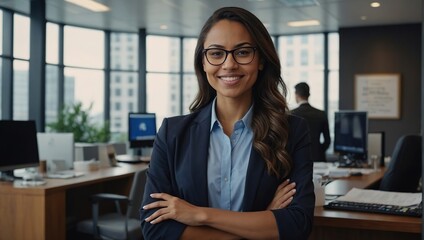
202, 46, 257, 66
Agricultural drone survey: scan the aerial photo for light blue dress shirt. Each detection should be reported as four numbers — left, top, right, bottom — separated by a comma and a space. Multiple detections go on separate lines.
207, 99, 254, 211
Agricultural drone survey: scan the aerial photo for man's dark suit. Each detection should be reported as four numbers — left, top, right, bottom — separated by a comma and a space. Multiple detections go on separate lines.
292, 103, 331, 162
140, 102, 315, 240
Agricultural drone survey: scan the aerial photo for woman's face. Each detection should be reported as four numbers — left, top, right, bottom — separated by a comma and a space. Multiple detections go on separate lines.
203, 20, 261, 102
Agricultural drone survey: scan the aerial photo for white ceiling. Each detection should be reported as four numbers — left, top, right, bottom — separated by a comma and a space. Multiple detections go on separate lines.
0, 0, 421, 36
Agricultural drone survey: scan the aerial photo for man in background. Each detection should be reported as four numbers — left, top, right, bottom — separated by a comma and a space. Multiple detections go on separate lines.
292, 82, 331, 162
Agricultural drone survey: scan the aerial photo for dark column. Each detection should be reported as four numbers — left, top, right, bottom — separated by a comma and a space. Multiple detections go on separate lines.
1, 10, 13, 119
28, 0, 46, 131
138, 28, 147, 112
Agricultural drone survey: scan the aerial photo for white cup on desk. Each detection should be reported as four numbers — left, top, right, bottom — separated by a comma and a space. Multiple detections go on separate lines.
313, 174, 325, 206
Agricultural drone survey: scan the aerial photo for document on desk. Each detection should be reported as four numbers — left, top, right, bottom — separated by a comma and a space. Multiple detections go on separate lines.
336, 188, 422, 206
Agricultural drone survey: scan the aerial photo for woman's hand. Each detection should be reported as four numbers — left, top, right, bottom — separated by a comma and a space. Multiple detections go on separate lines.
267, 179, 296, 210
143, 193, 206, 226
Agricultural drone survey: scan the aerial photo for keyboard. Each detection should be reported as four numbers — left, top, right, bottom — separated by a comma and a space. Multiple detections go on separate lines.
324, 200, 422, 217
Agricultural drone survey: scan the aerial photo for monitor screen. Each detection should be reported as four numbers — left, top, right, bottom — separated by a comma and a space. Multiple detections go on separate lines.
37, 133, 74, 171
0, 120, 40, 173
334, 111, 368, 161
128, 112, 157, 148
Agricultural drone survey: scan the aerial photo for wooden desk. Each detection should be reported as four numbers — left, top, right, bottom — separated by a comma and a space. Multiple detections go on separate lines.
310, 169, 422, 240
0, 163, 148, 240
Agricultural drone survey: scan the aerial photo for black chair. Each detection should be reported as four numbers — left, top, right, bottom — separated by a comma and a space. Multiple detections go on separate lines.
379, 135, 422, 192
77, 169, 147, 239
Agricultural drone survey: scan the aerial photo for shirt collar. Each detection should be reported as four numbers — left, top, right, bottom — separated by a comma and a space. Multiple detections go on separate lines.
210, 98, 254, 132
298, 100, 308, 106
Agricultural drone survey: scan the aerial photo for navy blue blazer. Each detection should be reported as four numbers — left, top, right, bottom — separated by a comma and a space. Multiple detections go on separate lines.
140, 102, 315, 240
292, 103, 331, 162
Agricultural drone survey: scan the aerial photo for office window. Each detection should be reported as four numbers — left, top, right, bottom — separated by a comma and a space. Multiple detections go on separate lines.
45, 64, 59, 127
110, 71, 138, 134
13, 60, 29, 120
147, 36, 180, 72
13, 14, 30, 60
64, 26, 104, 68
111, 32, 138, 71
147, 73, 180, 125
182, 39, 198, 114
0, 59, 2, 117
110, 33, 138, 138
46, 22, 59, 64
279, 34, 324, 110
183, 38, 197, 72
128, 102, 133, 112
0, 10, 3, 55
64, 67, 104, 125
328, 33, 340, 151
182, 74, 198, 114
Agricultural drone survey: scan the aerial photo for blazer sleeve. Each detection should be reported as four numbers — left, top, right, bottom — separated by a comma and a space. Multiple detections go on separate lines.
140, 118, 187, 240
271, 116, 315, 240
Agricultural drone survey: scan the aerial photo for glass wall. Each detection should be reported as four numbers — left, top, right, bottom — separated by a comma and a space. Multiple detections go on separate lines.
0, 10, 2, 117
182, 38, 198, 114
110, 32, 139, 141
45, 23, 60, 126
279, 34, 325, 110
0, 6, 339, 144
13, 14, 30, 120
63, 26, 105, 125
328, 33, 340, 151
146, 36, 181, 126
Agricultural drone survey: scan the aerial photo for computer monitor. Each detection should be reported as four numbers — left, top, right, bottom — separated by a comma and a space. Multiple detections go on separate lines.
37, 133, 75, 172
0, 120, 40, 180
333, 111, 368, 167
128, 112, 157, 149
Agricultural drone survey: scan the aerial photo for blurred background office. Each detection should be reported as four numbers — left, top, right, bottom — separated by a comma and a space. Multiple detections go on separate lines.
0, 0, 421, 159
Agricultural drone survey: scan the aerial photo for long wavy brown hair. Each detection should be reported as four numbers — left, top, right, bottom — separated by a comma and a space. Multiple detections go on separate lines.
190, 7, 291, 179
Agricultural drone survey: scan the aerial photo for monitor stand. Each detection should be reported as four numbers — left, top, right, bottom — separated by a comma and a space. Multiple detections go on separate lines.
116, 147, 152, 163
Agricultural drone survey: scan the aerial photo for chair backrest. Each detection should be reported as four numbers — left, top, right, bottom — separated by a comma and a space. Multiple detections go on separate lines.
127, 168, 148, 219
379, 135, 422, 192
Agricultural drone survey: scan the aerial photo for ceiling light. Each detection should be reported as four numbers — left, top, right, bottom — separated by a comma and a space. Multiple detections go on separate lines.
160, 25, 168, 30
287, 20, 320, 27
370, 2, 381, 8
65, 0, 110, 12
361, 16, 367, 20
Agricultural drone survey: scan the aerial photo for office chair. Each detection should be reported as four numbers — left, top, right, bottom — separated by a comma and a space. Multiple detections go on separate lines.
379, 135, 422, 192
76, 169, 147, 240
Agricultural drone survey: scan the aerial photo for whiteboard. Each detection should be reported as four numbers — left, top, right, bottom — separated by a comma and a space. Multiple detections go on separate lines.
355, 74, 401, 119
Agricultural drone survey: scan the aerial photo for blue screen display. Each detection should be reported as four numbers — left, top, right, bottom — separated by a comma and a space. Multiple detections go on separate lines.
129, 113, 156, 141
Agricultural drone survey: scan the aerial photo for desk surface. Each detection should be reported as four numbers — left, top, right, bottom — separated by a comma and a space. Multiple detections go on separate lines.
0, 162, 148, 194
0, 162, 149, 240
313, 167, 421, 236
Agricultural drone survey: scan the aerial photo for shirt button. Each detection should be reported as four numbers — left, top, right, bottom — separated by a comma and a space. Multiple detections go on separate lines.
224, 177, 228, 182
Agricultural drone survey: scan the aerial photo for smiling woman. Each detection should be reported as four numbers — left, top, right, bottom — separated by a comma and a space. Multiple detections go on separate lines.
140, 6, 315, 240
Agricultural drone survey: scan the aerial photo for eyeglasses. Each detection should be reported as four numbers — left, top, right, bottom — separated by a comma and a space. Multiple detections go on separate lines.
203, 47, 257, 66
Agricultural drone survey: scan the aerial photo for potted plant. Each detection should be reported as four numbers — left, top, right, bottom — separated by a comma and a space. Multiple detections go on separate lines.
46, 102, 111, 143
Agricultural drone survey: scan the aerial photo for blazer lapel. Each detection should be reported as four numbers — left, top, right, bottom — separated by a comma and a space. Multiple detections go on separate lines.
187, 104, 212, 207
242, 148, 266, 210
